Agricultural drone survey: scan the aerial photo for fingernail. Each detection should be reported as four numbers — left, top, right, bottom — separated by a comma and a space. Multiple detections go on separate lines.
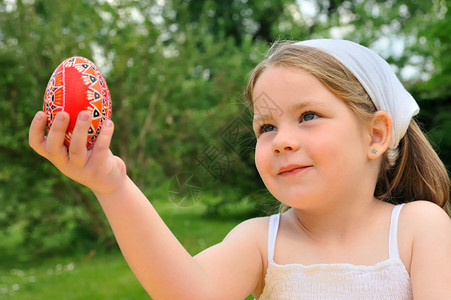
35, 112, 43, 121
105, 119, 113, 127
79, 111, 90, 121
56, 113, 66, 122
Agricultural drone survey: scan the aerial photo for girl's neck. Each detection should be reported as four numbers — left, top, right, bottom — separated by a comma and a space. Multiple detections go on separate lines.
288, 197, 390, 244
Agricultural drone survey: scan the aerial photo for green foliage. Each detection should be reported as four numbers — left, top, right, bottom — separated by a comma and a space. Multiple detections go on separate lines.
0, 0, 449, 260
0, 202, 253, 299
409, 0, 451, 167
167, 0, 299, 43
0, 0, 113, 259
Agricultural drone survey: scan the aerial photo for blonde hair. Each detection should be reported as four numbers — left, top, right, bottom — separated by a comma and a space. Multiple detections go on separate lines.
245, 42, 450, 215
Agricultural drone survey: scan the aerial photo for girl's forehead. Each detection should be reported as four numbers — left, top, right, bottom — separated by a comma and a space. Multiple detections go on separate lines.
252, 67, 329, 108
251, 90, 284, 120
253, 66, 318, 92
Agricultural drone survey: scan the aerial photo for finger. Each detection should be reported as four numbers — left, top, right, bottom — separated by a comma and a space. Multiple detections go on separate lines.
68, 111, 92, 167
46, 111, 70, 157
89, 119, 114, 163
29, 111, 49, 157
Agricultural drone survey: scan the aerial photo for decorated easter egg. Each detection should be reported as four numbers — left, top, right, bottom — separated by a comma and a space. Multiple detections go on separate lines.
43, 56, 112, 149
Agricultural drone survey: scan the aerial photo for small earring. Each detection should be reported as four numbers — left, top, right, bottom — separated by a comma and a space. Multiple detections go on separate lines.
371, 148, 378, 154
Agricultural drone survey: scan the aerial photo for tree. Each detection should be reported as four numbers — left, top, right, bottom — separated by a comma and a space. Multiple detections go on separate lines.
0, 0, 121, 258
1, 0, 449, 259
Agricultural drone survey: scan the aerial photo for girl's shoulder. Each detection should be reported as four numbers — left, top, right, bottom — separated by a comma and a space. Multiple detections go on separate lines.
204, 216, 272, 296
224, 216, 273, 261
399, 200, 450, 247
399, 201, 451, 297
223, 216, 271, 247
400, 200, 450, 229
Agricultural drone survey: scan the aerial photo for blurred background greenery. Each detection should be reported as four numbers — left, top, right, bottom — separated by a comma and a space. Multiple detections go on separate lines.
0, 0, 450, 298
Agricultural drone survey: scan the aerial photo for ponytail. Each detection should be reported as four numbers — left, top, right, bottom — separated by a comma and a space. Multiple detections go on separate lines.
375, 119, 450, 216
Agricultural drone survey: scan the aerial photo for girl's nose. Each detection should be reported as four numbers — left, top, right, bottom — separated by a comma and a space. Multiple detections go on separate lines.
272, 128, 300, 154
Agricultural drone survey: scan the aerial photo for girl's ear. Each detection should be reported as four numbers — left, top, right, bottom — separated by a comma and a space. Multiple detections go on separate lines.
367, 111, 392, 159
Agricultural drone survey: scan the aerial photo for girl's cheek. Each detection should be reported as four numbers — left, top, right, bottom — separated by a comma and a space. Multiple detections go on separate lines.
254, 141, 268, 174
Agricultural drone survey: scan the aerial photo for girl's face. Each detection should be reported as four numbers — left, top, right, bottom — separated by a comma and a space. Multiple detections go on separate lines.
253, 66, 371, 209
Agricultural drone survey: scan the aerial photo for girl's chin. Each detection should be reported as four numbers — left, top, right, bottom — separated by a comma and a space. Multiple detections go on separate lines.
275, 197, 317, 210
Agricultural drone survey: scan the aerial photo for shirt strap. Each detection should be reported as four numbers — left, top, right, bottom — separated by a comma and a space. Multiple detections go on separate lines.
267, 214, 281, 263
389, 204, 405, 259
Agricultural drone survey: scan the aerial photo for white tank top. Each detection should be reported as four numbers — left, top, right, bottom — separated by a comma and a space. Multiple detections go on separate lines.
257, 204, 413, 299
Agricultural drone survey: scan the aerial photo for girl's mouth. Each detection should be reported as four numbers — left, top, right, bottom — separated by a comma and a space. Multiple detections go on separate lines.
278, 165, 311, 176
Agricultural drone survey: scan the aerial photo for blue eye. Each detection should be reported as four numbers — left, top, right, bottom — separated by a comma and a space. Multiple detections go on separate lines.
302, 112, 318, 122
259, 124, 276, 134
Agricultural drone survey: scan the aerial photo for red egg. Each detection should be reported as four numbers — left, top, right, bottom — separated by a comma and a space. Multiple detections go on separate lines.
43, 56, 112, 149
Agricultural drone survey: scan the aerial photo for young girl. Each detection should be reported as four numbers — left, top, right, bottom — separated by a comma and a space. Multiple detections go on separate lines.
29, 39, 451, 299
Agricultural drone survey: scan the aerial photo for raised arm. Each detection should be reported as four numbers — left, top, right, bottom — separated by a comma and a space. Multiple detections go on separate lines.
29, 110, 264, 299
94, 176, 264, 299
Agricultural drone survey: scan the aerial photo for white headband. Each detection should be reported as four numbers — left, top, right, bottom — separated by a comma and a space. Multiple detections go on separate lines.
293, 39, 419, 149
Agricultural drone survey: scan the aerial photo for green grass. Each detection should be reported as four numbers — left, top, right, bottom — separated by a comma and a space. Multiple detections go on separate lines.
1, 201, 255, 299
0, 253, 148, 299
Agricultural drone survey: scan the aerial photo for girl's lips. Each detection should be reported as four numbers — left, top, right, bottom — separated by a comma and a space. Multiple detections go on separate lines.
277, 165, 311, 176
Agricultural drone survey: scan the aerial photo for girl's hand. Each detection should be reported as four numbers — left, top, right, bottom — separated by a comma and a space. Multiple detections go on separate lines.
29, 110, 127, 196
